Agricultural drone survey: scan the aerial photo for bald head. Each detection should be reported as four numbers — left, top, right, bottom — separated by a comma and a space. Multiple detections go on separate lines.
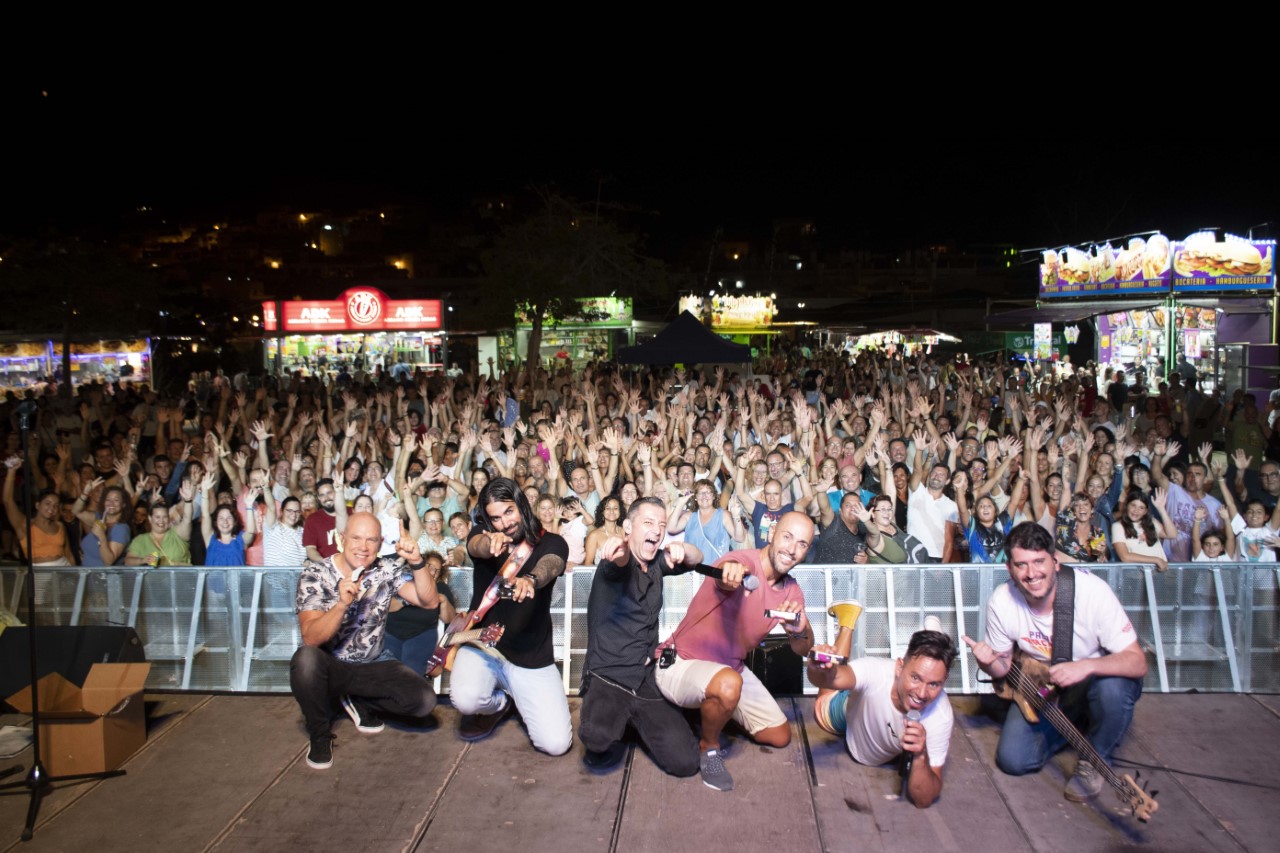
767, 511, 814, 577
342, 512, 383, 571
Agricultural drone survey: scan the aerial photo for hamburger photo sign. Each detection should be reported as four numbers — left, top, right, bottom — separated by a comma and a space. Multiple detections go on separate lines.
1172, 232, 1276, 292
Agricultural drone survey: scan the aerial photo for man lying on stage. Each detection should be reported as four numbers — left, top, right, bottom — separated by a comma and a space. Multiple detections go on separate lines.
808, 604, 956, 808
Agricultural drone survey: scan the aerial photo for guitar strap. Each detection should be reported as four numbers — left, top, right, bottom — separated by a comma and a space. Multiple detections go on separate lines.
1050, 563, 1075, 665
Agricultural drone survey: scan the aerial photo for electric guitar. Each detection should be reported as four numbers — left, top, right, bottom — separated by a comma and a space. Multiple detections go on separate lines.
994, 649, 1160, 822
425, 538, 533, 677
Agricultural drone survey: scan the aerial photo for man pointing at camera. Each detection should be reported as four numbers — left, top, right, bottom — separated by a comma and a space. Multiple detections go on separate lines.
579, 497, 704, 777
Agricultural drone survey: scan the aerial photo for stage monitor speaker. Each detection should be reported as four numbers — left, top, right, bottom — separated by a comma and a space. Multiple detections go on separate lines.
746, 636, 804, 696
0, 626, 145, 707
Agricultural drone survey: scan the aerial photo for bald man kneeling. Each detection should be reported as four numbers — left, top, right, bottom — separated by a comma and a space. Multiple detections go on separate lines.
291, 512, 441, 770
655, 510, 816, 792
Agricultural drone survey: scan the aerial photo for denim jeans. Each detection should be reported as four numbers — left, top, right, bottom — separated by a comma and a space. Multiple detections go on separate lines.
383, 629, 439, 679
448, 645, 573, 756
996, 675, 1142, 775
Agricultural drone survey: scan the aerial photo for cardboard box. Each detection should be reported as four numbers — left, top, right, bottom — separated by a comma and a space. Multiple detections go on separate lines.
6, 663, 151, 776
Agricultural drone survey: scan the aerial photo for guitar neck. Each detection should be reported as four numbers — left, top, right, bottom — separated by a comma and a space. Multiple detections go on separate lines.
443, 629, 485, 647
1007, 664, 1127, 794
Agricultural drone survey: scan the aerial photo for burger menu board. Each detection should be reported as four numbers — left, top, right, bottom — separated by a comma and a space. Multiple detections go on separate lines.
1171, 232, 1276, 292
1039, 235, 1171, 298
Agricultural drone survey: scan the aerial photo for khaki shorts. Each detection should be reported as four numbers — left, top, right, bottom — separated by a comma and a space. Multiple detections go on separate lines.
655, 655, 787, 734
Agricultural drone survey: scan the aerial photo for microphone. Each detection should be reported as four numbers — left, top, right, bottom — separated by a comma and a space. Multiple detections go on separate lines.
696, 564, 759, 591
901, 709, 922, 798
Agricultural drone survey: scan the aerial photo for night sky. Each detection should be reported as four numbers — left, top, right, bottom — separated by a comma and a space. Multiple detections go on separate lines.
9, 79, 1280, 260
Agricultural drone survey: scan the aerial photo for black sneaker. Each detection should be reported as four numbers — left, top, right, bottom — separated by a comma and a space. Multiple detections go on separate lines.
306, 733, 335, 769
459, 701, 513, 742
700, 748, 733, 792
341, 695, 385, 734
583, 742, 626, 770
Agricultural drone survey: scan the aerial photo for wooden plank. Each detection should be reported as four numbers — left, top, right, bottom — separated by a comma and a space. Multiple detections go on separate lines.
1249, 693, 1280, 720
614, 698, 820, 853
957, 697, 1246, 852
0, 693, 211, 848
1127, 694, 1280, 853
804, 695, 1030, 853
415, 699, 621, 853
214, 704, 464, 852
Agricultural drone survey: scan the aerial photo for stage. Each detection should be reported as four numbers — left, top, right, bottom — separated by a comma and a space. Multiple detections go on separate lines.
2, 692, 1278, 852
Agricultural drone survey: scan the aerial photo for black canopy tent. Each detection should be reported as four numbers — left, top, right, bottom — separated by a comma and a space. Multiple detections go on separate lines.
615, 311, 750, 365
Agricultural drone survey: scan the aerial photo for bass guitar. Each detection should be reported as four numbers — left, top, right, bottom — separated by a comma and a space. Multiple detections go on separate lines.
425, 539, 533, 677
994, 649, 1159, 822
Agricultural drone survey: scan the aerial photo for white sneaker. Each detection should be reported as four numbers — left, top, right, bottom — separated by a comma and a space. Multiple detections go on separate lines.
923, 616, 944, 633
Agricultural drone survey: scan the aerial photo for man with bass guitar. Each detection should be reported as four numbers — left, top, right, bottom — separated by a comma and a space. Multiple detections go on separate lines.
449, 477, 572, 755
963, 522, 1147, 805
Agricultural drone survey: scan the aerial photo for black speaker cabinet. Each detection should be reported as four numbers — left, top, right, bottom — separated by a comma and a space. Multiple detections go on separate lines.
0, 626, 145, 706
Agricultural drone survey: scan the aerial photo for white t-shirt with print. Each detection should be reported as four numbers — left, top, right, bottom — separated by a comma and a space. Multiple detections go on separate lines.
984, 568, 1138, 663
845, 657, 952, 768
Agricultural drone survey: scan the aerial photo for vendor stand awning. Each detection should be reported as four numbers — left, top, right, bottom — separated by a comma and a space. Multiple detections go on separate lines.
615, 311, 750, 365
987, 299, 1164, 326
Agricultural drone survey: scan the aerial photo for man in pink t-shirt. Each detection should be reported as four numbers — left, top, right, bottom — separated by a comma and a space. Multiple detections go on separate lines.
656, 511, 815, 791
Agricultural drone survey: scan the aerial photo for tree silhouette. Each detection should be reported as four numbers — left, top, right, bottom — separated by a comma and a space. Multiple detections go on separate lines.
481, 192, 664, 374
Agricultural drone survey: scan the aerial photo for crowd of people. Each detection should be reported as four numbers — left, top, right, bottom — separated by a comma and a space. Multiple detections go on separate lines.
1, 343, 1274, 800
5, 346, 1278, 576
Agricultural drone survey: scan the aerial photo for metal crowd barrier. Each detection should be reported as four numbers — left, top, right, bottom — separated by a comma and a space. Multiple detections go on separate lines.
2, 563, 1276, 695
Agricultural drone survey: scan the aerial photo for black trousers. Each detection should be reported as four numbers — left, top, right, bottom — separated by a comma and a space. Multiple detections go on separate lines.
290, 645, 437, 739
579, 666, 699, 777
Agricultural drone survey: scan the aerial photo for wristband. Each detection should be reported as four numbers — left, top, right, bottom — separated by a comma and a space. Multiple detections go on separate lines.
407, 560, 427, 571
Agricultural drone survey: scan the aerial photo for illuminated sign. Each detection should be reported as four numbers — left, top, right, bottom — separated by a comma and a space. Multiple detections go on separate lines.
1039, 236, 1171, 299
1172, 232, 1277, 293
711, 295, 776, 328
344, 288, 384, 327
678, 295, 706, 318
271, 287, 442, 332
1039, 229, 1278, 297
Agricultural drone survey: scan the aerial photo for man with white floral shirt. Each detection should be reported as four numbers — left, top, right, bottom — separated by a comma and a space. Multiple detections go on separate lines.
290, 513, 440, 769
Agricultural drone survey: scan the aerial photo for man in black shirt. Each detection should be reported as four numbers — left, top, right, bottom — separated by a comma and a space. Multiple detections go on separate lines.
812, 492, 870, 565
451, 478, 572, 755
579, 497, 703, 775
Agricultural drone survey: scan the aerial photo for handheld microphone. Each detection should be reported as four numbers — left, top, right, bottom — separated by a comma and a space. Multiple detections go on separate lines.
901, 709, 922, 798
696, 564, 759, 591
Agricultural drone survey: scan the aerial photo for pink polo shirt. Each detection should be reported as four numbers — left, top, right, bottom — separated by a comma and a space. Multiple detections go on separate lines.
661, 547, 805, 672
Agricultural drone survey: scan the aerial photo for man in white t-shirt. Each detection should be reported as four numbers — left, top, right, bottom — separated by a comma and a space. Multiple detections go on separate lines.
808, 608, 957, 808
964, 522, 1146, 805
907, 462, 958, 561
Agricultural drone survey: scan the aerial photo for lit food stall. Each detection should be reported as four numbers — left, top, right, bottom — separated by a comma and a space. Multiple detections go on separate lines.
499, 296, 635, 368
1034, 230, 1278, 392
68, 339, 153, 386
1170, 232, 1277, 393
0, 338, 152, 395
679, 293, 781, 356
0, 340, 53, 397
263, 287, 444, 377
847, 328, 960, 358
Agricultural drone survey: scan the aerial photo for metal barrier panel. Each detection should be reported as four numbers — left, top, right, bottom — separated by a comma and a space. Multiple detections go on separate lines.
1, 562, 1275, 695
